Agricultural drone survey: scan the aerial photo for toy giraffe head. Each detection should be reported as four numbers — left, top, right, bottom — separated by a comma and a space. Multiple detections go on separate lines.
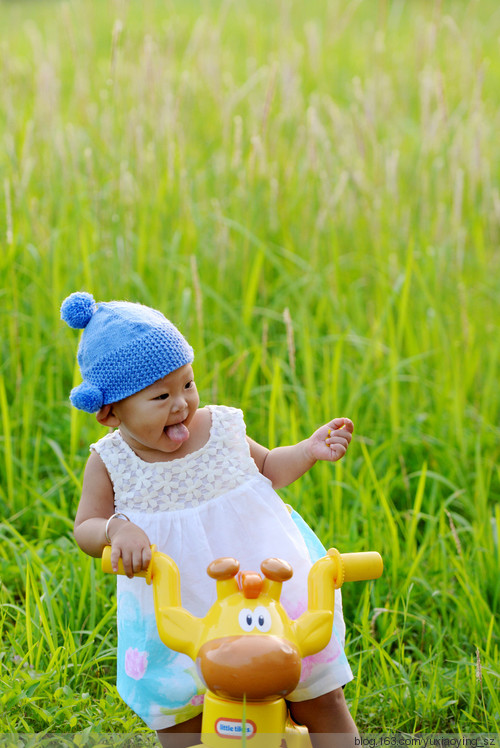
102, 544, 382, 706
151, 555, 334, 701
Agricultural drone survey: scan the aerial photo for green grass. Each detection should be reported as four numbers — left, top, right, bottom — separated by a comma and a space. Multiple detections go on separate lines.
0, 0, 499, 738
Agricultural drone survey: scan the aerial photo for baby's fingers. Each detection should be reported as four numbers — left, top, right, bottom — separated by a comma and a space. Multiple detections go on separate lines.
110, 545, 151, 578
326, 427, 352, 447
110, 545, 122, 574
329, 417, 354, 434
142, 544, 152, 569
123, 546, 152, 578
328, 443, 347, 461
326, 432, 350, 448
110, 548, 133, 576
111, 547, 134, 579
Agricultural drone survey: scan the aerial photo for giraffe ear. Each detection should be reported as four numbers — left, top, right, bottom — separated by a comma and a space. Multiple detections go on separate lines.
260, 558, 293, 601
207, 558, 240, 600
207, 557, 240, 580
260, 558, 293, 582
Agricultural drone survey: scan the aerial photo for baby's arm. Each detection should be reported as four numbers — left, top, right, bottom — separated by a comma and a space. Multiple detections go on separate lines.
247, 417, 353, 490
74, 451, 151, 578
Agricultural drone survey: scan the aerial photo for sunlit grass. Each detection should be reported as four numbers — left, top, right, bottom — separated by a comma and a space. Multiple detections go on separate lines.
0, 0, 498, 736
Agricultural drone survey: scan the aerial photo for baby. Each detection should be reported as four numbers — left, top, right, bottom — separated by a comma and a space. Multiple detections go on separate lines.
62, 292, 358, 748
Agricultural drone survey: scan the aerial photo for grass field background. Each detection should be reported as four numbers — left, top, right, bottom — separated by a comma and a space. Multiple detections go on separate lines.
0, 0, 499, 738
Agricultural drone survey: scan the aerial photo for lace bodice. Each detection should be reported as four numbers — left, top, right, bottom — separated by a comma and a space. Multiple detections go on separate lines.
91, 405, 260, 512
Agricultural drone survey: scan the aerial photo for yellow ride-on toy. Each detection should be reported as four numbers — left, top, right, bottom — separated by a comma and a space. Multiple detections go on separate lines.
102, 545, 382, 748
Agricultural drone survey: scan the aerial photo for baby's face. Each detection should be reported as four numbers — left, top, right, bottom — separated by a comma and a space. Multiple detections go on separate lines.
111, 364, 199, 458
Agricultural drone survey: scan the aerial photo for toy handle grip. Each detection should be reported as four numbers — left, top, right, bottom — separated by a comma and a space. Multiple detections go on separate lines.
340, 552, 383, 582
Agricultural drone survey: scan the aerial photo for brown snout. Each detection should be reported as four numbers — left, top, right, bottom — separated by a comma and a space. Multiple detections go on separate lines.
197, 635, 302, 701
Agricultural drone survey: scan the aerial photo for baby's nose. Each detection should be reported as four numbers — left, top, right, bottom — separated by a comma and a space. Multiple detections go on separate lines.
171, 394, 187, 412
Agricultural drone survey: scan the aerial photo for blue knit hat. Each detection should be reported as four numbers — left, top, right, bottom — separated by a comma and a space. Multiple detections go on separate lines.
60, 292, 194, 413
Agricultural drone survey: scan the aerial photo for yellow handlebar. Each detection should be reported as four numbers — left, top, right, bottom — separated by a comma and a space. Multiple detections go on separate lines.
325, 548, 383, 589
341, 551, 383, 582
102, 545, 383, 592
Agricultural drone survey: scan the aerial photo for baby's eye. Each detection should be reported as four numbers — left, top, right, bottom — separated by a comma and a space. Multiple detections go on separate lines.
155, 393, 169, 401
185, 380, 194, 390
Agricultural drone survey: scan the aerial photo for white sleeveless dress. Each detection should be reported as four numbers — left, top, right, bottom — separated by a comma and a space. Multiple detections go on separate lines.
92, 405, 352, 730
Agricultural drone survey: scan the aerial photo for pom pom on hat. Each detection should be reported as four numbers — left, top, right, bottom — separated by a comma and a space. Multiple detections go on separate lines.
61, 292, 97, 329
70, 382, 104, 413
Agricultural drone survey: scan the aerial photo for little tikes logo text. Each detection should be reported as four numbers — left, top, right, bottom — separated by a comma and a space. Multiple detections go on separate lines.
215, 718, 256, 738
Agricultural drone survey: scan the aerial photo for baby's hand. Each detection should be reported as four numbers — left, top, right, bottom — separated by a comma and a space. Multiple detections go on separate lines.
305, 417, 354, 463
109, 521, 152, 578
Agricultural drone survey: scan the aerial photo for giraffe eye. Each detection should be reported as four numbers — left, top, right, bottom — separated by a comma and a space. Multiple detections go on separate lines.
254, 606, 272, 632
238, 608, 254, 632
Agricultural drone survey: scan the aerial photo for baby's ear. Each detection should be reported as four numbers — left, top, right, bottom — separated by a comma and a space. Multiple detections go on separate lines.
96, 404, 120, 427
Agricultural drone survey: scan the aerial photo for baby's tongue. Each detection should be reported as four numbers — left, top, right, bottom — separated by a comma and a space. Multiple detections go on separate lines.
165, 423, 190, 443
